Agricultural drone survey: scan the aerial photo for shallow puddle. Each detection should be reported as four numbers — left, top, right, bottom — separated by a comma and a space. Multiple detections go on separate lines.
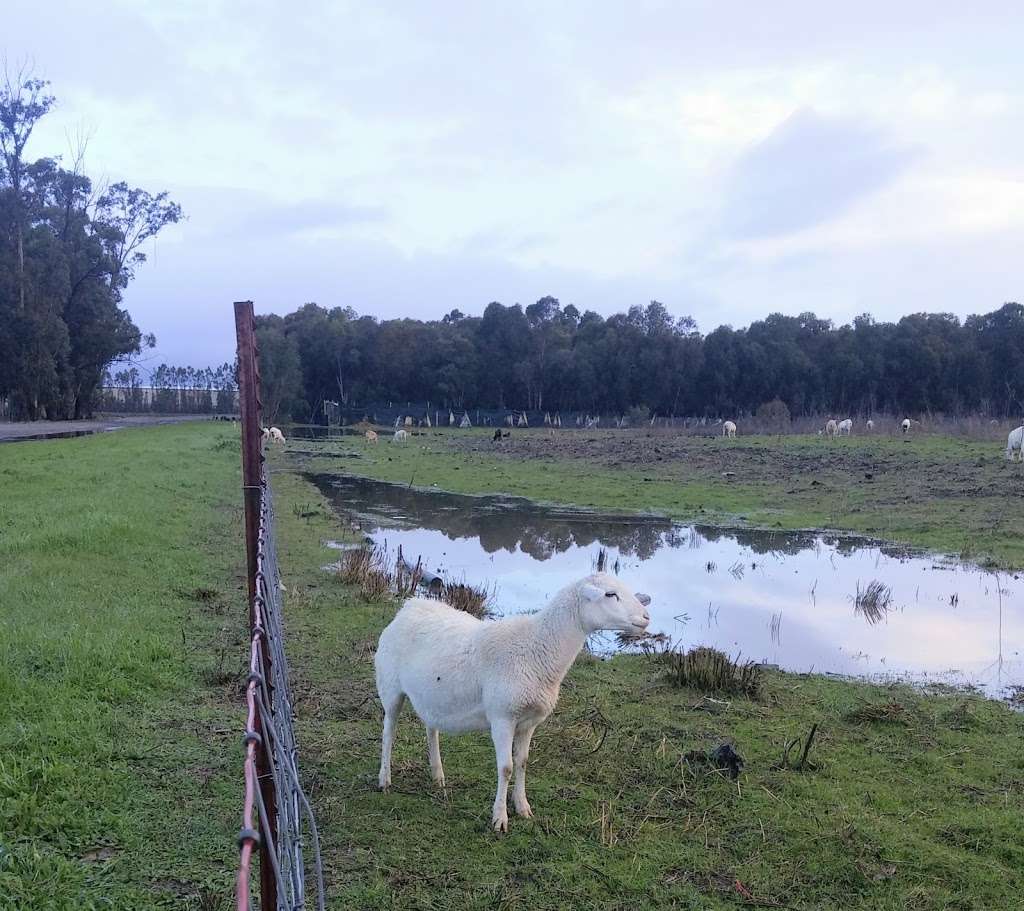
311, 473, 1023, 697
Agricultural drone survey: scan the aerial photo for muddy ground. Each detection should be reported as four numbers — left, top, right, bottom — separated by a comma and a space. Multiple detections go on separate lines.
450, 428, 1021, 503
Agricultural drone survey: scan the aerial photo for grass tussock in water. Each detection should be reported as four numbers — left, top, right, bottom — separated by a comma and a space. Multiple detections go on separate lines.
434, 580, 491, 618
854, 579, 894, 624
660, 645, 762, 698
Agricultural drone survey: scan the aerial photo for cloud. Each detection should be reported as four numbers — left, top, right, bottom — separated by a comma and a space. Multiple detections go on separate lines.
720, 108, 920, 238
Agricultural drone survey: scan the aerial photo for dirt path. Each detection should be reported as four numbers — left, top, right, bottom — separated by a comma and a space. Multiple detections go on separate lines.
0, 414, 222, 442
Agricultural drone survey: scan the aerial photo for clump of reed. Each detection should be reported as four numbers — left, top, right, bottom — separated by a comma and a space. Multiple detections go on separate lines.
435, 580, 491, 618
661, 645, 761, 698
393, 546, 423, 598
853, 580, 893, 625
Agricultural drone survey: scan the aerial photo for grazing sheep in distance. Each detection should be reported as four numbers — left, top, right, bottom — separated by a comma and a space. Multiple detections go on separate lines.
722, 420, 737, 438
825, 419, 838, 439
374, 572, 652, 832
365, 430, 379, 444
1007, 425, 1024, 462
838, 418, 853, 436
492, 429, 502, 442
268, 427, 286, 445
393, 429, 408, 443
901, 418, 911, 434
866, 419, 875, 431
261, 427, 270, 444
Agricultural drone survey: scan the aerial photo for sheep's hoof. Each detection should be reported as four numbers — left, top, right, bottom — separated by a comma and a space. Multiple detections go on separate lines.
515, 801, 533, 819
492, 812, 509, 834
433, 776, 446, 789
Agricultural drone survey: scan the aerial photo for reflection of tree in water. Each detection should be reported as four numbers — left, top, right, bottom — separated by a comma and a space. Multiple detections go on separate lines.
311, 474, 903, 564
696, 525, 913, 561
310, 474, 673, 560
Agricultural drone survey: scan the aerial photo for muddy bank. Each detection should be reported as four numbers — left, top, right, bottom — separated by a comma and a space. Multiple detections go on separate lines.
449, 429, 1021, 501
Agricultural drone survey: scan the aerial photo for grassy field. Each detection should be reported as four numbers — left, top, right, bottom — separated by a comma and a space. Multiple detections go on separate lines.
4, 422, 1024, 910
289, 426, 1024, 569
0, 424, 247, 910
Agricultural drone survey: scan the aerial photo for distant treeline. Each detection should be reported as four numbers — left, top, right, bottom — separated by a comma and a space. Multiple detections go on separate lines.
0, 71, 180, 420
99, 363, 237, 414
255, 299, 1024, 423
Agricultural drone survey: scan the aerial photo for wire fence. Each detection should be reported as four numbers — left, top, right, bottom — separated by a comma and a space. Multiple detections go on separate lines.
234, 299, 324, 911
237, 465, 325, 910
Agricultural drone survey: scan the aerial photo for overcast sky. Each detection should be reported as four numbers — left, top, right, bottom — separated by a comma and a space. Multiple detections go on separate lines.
11, 1, 1024, 369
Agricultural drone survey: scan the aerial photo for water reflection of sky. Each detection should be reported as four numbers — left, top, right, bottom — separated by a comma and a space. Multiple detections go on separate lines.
312, 475, 1023, 696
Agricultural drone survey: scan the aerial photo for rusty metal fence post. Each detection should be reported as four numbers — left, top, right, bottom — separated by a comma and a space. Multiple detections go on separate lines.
234, 301, 324, 911
234, 300, 278, 909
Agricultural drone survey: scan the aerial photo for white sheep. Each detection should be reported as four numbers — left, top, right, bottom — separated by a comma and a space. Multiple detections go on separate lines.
722, 420, 737, 438
901, 418, 911, 434
365, 430, 379, 444
393, 429, 409, 443
866, 419, 875, 431
838, 418, 853, 436
825, 419, 838, 439
1006, 425, 1024, 462
268, 427, 285, 445
374, 572, 651, 832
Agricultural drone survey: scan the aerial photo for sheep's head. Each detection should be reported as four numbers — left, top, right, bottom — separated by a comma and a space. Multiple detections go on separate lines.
577, 572, 651, 635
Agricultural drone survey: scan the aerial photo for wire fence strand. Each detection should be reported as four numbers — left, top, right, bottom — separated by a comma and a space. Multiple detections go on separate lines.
237, 465, 325, 910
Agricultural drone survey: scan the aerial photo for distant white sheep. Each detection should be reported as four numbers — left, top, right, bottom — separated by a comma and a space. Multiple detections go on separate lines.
838, 418, 853, 436
722, 420, 737, 438
866, 419, 875, 431
393, 429, 408, 443
268, 427, 285, 445
901, 418, 911, 434
1006, 425, 1024, 462
825, 419, 838, 439
374, 572, 651, 832
365, 430, 379, 444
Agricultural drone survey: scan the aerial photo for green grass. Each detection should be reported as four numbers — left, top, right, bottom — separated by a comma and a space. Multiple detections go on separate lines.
272, 462, 1024, 911
4, 423, 1024, 910
0, 424, 247, 910
291, 427, 1024, 569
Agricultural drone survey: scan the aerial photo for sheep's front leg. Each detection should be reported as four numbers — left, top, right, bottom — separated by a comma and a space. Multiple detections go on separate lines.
489, 717, 516, 833
378, 694, 405, 791
513, 723, 538, 819
426, 726, 445, 787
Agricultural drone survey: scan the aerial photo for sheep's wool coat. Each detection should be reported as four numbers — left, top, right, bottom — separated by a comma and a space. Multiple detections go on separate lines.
376, 598, 588, 733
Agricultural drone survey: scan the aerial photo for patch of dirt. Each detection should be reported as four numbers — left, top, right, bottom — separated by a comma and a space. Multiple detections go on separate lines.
450, 430, 1024, 501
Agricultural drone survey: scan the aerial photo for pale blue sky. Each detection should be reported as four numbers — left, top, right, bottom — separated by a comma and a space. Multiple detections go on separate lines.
11, 1, 1024, 368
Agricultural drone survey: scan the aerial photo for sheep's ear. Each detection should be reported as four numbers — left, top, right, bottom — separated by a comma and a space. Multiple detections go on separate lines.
580, 583, 604, 602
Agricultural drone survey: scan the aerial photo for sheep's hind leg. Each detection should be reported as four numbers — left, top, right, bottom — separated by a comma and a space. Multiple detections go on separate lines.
513, 723, 538, 819
489, 717, 516, 833
426, 726, 445, 787
378, 693, 405, 791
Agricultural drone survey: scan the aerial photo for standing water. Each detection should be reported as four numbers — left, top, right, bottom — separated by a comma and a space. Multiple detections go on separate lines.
311, 474, 1023, 697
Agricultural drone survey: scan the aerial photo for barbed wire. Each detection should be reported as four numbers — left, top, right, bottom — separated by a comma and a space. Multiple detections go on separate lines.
237, 464, 325, 911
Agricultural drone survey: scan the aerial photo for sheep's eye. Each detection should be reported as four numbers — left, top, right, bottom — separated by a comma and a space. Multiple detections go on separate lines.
605, 591, 619, 600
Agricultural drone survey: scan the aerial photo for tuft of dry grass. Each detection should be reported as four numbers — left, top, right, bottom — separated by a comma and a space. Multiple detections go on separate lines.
847, 699, 909, 725
336, 546, 378, 586
660, 645, 761, 698
335, 544, 490, 613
